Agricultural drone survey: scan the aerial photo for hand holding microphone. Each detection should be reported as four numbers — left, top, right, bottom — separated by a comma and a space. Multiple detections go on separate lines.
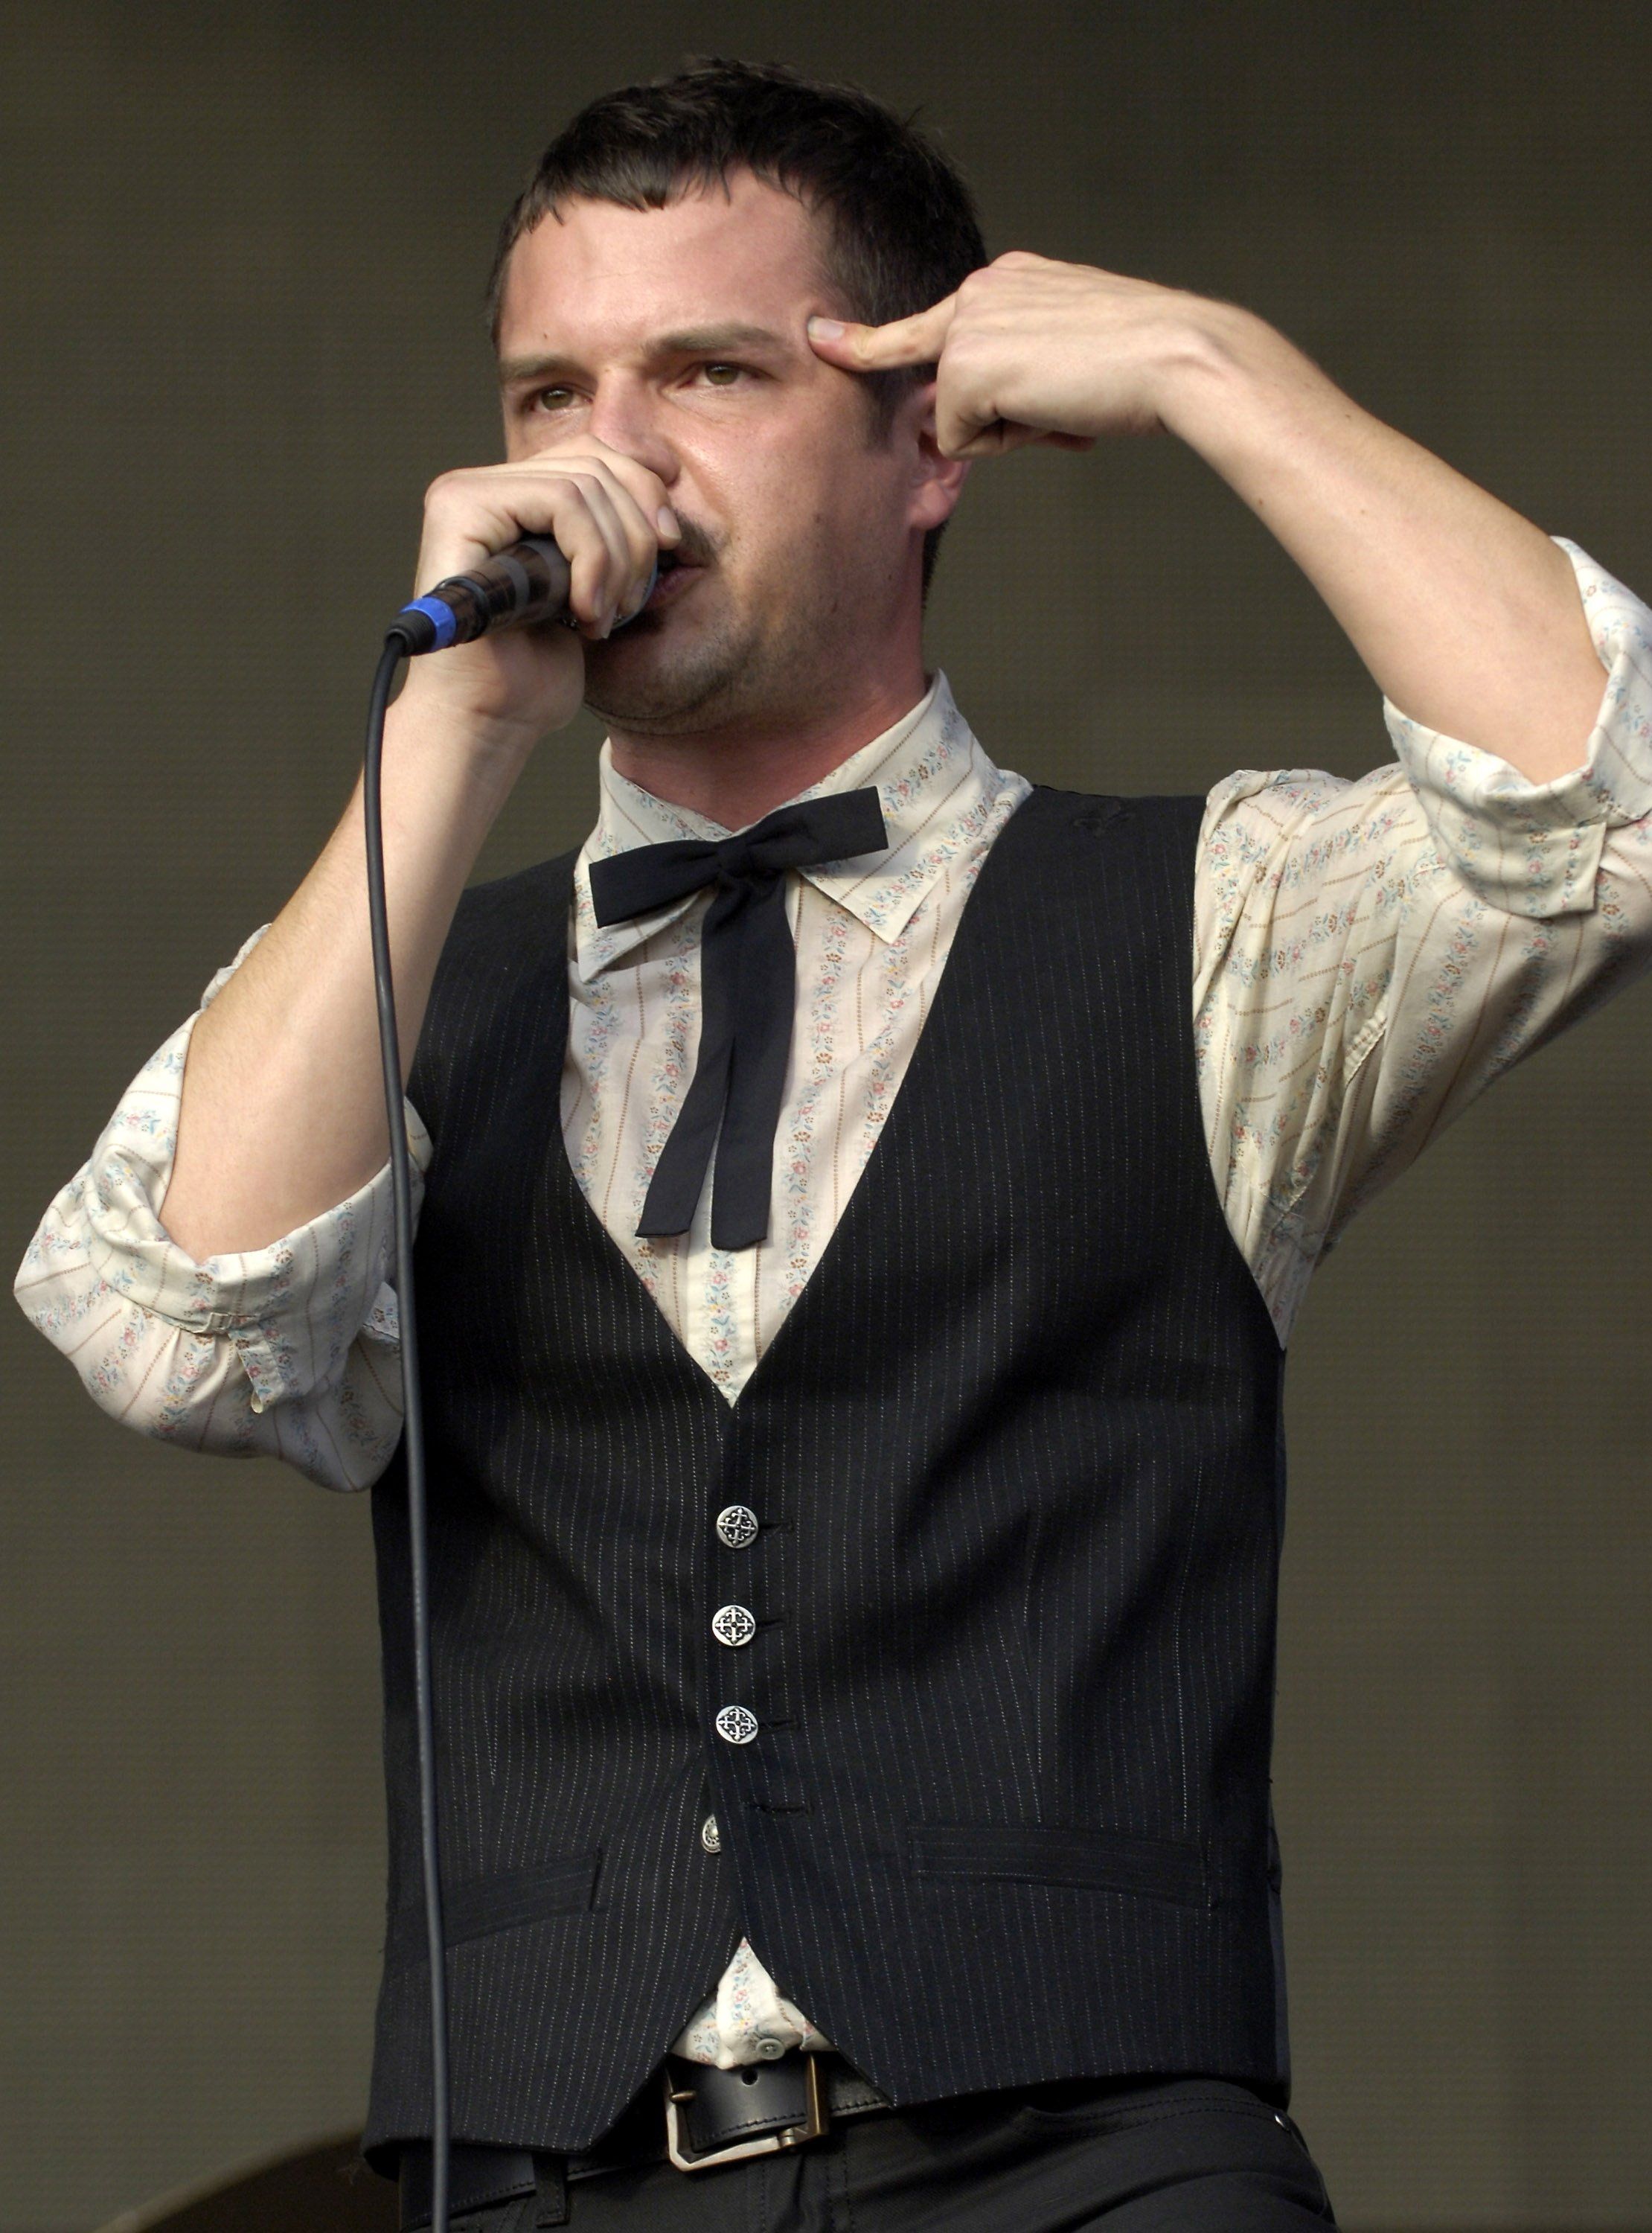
390, 441, 679, 739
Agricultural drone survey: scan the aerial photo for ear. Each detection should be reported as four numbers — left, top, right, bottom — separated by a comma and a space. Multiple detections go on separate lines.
904, 377, 970, 533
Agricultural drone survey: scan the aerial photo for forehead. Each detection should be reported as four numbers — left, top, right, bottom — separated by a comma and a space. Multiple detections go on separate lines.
496, 172, 833, 358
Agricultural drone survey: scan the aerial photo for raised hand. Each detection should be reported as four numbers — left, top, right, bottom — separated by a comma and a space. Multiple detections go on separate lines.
807, 249, 1212, 456
809, 247, 1603, 789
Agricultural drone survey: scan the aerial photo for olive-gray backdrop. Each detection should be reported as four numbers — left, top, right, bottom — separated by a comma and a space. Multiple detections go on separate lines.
5, 4, 1651, 2227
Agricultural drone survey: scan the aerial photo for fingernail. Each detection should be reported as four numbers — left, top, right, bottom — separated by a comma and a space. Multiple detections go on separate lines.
656, 505, 680, 538
808, 316, 845, 340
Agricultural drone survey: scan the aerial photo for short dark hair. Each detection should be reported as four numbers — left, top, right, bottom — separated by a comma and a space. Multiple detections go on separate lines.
487, 58, 987, 591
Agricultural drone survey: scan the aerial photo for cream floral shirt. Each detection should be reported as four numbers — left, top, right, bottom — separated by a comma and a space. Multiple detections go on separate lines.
16, 538, 1652, 2066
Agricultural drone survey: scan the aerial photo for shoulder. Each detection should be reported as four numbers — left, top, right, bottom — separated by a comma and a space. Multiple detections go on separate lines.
1195, 764, 1430, 938
1008, 786, 1208, 874
1017, 785, 1206, 833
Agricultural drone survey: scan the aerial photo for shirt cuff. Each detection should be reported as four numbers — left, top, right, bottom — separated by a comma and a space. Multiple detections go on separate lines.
1383, 537, 1652, 919
72, 1006, 431, 1413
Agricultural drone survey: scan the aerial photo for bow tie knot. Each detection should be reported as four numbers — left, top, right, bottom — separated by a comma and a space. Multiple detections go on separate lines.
587, 787, 889, 1249
713, 839, 767, 887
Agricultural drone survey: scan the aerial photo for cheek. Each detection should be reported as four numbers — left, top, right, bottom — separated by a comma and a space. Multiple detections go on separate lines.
682, 407, 897, 571
682, 452, 811, 585
764, 436, 889, 546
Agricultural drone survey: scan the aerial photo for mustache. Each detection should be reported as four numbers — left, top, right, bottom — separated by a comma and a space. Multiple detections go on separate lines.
660, 517, 720, 569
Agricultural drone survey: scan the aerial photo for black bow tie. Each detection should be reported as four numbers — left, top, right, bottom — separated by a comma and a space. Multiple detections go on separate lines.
589, 788, 890, 1250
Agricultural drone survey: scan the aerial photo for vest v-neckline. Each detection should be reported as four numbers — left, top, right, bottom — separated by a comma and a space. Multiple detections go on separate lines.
538, 793, 1050, 1411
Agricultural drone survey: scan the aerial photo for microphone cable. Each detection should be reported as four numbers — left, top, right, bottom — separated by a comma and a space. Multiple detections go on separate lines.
363, 530, 625, 2233
364, 626, 451, 2233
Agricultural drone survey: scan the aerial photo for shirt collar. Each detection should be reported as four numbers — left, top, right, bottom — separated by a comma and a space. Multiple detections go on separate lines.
574, 672, 1016, 980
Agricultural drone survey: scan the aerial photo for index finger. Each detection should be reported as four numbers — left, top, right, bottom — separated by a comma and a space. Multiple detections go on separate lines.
808, 295, 957, 371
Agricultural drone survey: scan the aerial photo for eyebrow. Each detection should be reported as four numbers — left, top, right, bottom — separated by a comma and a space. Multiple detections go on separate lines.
498, 324, 792, 387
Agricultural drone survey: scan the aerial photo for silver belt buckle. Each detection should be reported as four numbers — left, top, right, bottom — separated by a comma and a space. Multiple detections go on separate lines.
664, 2054, 830, 2173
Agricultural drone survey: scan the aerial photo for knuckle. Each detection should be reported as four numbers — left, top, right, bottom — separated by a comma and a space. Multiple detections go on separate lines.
423, 468, 467, 514
566, 482, 614, 528
588, 452, 655, 500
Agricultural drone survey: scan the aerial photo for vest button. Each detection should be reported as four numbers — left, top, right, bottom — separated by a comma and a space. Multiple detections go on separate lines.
711, 1603, 757, 1648
716, 1504, 760, 1549
755, 2036, 786, 2060
714, 1704, 760, 1745
700, 1814, 721, 1853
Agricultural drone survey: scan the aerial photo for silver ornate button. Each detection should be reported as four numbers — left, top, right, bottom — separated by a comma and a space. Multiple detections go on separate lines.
716, 1504, 760, 1549
711, 1603, 757, 1648
700, 1814, 721, 1853
714, 1704, 760, 1745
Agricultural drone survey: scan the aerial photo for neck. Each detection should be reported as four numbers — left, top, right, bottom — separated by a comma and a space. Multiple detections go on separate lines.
606, 657, 929, 829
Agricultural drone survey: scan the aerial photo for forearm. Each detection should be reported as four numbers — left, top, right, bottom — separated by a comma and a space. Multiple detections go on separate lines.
160, 696, 527, 1257
1160, 306, 1606, 782
156, 417, 683, 1262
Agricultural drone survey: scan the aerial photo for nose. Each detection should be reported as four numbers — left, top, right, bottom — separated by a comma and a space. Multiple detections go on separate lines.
587, 375, 680, 490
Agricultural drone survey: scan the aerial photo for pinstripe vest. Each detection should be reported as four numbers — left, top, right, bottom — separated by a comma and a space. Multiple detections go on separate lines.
362, 786, 1289, 2162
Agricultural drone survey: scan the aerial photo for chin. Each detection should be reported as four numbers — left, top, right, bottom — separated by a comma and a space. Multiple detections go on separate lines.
584, 619, 761, 735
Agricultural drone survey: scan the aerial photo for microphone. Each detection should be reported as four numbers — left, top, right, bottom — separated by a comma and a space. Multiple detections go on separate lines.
391, 535, 572, 655
390, 537, 659, 656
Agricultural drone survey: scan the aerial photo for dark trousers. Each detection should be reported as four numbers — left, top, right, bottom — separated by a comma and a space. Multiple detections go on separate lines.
441, 2078, 1336, 2230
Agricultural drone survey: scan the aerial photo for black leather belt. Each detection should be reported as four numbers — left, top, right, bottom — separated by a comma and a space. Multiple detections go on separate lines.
665, 2045, 891, 2170
399, 2049, 893, 2224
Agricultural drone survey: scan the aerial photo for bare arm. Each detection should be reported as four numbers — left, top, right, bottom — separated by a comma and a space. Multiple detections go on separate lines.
159, 712, 519, 1257
1160, 307, 1602, 782
161, 441, 674, 1259
808, 255, 1604, 783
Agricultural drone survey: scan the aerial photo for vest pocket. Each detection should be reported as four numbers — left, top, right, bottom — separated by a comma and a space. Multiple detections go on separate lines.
907, 1821, 1208, 1907
390, 1850, 601, 1962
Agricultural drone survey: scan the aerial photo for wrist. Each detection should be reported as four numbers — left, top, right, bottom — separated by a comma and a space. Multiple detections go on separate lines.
1149, 300, 1318, 467
384, 677, 545, 794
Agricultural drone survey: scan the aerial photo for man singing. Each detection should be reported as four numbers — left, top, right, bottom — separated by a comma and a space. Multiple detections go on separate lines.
18, 57, 1652, 2231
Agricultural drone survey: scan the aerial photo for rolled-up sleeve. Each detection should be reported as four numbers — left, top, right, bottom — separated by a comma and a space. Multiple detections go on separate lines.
13, 932, 431, 1491
1388, 539, 1652, 918
1195, 539, 1652, 1344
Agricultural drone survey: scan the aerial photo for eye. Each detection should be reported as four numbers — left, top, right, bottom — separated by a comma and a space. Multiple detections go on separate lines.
528, 384, 578, 412
699, 362, 745, 387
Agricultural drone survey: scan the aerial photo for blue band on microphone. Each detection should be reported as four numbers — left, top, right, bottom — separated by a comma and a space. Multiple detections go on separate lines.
399, 596, 458, 650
